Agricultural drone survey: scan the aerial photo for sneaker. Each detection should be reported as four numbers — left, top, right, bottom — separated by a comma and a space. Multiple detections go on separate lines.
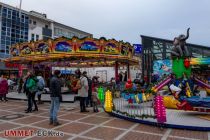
53, 122, 61, 126
49, 121, 53, 125
94, 110, 99, 113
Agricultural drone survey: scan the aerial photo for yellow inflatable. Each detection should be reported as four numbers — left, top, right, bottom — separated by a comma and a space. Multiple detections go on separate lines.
206, 88, 210, 95
163, 96, 180, 109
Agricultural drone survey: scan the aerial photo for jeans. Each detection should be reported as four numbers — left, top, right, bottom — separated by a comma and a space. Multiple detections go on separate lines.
27, 92, 38, 111
80, 97, 86, 112
86, 95, 93, 107
38, 94, 42, 102
50, 97, 60, 123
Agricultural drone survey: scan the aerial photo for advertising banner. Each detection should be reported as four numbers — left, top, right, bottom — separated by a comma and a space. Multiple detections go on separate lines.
153, 60, 172, 77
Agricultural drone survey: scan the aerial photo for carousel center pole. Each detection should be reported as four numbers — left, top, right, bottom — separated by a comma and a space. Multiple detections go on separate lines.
127, 62, 130, 79
115, 61, 119, 81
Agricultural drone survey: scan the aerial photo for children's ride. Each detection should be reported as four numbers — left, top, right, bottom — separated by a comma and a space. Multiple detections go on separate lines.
151, 28, 210, 112
121, 79, 151, 104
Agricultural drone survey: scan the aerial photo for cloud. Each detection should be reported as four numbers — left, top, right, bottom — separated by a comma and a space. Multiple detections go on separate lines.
1, 0, 210, 46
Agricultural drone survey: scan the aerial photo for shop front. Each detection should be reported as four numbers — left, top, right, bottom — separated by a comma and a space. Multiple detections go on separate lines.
0, 62, 26, 78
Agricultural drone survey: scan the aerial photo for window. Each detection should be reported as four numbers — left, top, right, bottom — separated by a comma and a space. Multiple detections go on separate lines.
7, 10, 12, 19
0, 49, 5, 53
33, 21, 36, 25
2, 31, 6, 36
1, 36, 6, 40
7, 21, 11, 27
36, 35, 39, 41
6, 46, 10, 54
2, 27, 6, 31
6, 41, 10, 46
3, 8, 7, 14
21, 18, 24, 23
16, 39, 19, 42
31, 34, 35, 41
29, 19, 32, 24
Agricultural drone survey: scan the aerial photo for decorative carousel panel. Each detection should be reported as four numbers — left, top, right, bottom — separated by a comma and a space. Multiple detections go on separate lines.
35, 41, 51, 54
10, 44, 20, 56
54, 41, 73, 53
19, 42, 34, 56
103, 42, 119, 54
77, 41, 100, 53
120, 45, 129, 56
128, 46, 134, 58
52, 37, 74, 53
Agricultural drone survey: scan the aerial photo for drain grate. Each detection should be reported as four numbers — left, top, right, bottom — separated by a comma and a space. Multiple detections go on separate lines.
0, 114, 25, 120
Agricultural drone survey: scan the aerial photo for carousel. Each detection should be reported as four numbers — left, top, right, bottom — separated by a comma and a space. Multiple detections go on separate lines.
4, 36, 139, 80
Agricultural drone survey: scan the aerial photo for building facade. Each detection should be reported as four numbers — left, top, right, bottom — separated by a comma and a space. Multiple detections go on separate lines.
28, 11, 53, 41
28, 11, 92, 42
0, 3, 29, 58
141, 35, 210, 83
0, 2, 92, 77
0, 2, 92, 59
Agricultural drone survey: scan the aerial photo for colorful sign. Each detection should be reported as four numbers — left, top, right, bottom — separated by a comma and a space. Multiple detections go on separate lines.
104, 43, 118, 54
10, 46, 19, 56
36, 43, 50, 54
121, 45, 129, 56
55, 42, 72, 53
7, 37, 138, 65
19, 42, 35, 56
133, 44, 142, 55
78, 41, 99, 52
153, 60, 172, 76
5, 63, 20, 68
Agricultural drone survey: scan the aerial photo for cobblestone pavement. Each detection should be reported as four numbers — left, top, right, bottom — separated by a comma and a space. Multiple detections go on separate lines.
0, 100, 209, 140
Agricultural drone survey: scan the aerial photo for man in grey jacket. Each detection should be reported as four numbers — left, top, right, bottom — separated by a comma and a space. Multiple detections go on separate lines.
78, 71, 89, 112
49, 70, 61, 126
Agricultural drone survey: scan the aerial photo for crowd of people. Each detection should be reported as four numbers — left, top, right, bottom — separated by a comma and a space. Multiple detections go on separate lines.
0, 69, 101, 126
0, 69, 133, 126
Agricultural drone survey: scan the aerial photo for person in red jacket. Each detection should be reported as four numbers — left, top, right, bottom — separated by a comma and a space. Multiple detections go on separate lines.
0, 75, 9, 102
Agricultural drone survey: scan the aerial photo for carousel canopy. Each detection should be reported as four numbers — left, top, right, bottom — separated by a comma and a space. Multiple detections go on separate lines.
4, 37, 139, 67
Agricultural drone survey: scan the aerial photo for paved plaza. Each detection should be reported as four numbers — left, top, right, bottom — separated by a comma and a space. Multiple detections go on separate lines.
0, 99, 209, 140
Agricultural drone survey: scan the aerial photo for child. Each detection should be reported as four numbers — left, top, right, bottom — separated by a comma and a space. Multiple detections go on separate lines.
92, 88, 99, 112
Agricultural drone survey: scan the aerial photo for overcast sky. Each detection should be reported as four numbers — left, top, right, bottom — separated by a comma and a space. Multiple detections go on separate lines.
1, 0, 210, 46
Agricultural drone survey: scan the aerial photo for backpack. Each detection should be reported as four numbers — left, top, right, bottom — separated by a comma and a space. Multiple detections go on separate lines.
27, 78, 38, 93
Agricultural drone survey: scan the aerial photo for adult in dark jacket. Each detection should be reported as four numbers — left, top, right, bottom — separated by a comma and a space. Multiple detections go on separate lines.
86, 76, 93, 107
18, 77, 24, 93
25, 72, 39, 113
49, 70, 62, 126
